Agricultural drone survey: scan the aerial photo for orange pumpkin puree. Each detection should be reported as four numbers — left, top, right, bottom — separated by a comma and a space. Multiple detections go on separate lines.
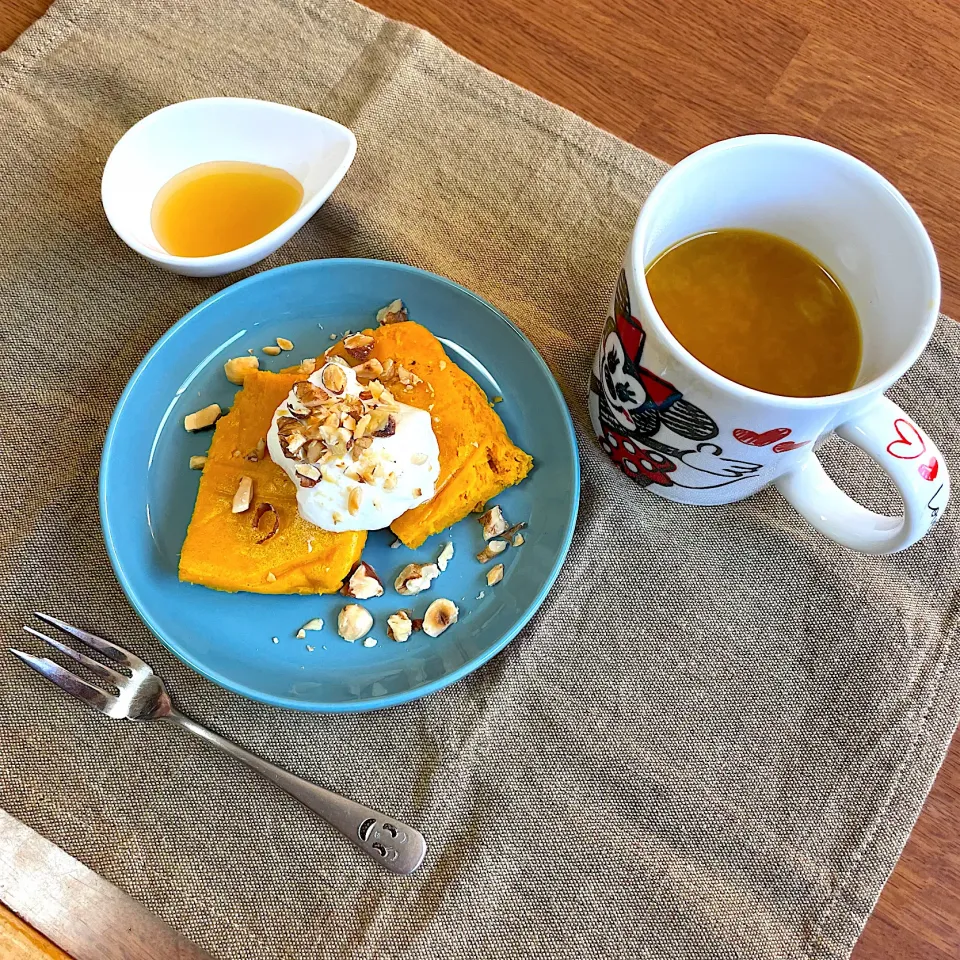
179, 320, 532, 594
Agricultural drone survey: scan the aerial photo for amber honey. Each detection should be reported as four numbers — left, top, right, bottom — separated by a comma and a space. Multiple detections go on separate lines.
151, 160, 304, 258
645, 228, 862, 397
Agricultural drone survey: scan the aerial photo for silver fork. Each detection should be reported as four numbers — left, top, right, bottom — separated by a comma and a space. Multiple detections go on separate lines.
11, 613, 427, 875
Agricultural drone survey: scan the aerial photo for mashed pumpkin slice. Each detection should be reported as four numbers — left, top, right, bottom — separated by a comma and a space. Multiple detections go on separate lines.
178, 370, 365, 594
327, 321, 533, 549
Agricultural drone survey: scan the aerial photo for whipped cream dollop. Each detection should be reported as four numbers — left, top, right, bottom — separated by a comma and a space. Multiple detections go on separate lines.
267, 359, 440, 532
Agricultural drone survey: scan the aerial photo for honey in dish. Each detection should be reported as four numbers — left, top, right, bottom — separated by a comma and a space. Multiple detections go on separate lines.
151, 160, 304, 258
645, 228, 862, 397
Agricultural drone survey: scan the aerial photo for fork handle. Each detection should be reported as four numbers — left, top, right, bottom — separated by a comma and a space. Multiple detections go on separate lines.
163, 709, 427, 874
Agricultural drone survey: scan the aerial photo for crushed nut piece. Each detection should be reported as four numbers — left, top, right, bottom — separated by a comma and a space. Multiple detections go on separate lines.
376, 298, 408, 325
271, 636, 279, 644
301, 617, 324, 632
411, 452, 429, 465
296, 629, 306, 639
368, 410, 397, 438
266, 571, 277, 583
492, 396, 503, 403
184, 403, 222, 432
437, 542, 454, 572
395, 562, 441, 596
295, 463, 322, 488
362, 637, 377, 648
479, 505, 509, 540
300, 357, 317, 375
513, 532, 525, 547
232, 475, 253, 513
387, 611, 415, 643
305, 644, 314, 652
477, 539, 508, 563
422, 598, 459, 637
439, 360, 447, 371
347, 485, 364, 516
276, 337, 294, 351
189, 455, 207, 470
352, 357, 384, 380
224, 355, 260, 384
262, 345, 282, 356
343, 332, 375, 361
342, 561, 384, 600
391, 538, 402, 549
320, 362, 347, 396
338, 604, 373, 642
252, 502, 280, 543
486, 563, 504, 587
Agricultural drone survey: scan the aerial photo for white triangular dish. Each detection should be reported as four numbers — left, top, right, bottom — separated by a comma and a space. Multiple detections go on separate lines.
101, 97, 357, 277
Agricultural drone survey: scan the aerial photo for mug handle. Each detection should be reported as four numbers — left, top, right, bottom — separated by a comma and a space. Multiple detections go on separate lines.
775, 395, 950, 553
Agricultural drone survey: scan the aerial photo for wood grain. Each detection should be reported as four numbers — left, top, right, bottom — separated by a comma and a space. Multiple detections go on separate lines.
0, 904, 71, 960
1, 1, 958, 959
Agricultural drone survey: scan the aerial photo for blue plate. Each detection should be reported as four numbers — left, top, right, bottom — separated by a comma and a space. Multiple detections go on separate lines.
100, 259, 579, 712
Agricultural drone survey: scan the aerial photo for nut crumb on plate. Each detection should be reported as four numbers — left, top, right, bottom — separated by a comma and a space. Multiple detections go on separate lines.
477, 539, 507, 563
342, 561, 384, 599
262, 345, 282, 356
189, 455, 207, 470
376, 298, 408, 325
437, 542, 454, 571
296, 629, 306, 639
276, 337, 294, 351
395, 562, 440, 596
338, 604, 373, 642
513, 532, 525, 547
387, 611, 415, 642
479, 506, 508, 540
423, 598, 459, 637
362, 637, 377, 648
184, 403, 222, 432
224, 355, 260, 384
486, 563, 504, 586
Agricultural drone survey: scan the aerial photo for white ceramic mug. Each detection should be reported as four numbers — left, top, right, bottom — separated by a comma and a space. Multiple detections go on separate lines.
588, 134, 949, 553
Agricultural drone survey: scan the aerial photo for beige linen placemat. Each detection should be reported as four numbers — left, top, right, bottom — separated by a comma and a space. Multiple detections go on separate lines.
2, 1, 959, 958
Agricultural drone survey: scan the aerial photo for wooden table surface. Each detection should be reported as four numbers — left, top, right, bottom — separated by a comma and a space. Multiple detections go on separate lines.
1, 1, 958, 958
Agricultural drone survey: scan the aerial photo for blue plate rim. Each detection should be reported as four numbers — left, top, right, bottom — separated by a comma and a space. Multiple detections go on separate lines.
99, 258, 580, 712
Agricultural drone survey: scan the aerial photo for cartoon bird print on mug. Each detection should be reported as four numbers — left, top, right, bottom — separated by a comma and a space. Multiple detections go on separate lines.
589, 270, 764, 492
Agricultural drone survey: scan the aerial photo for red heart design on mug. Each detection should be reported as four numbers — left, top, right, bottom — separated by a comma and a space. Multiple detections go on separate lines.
772, 440, 810, 454
918, 457, 939, 481
886, 418, 926, 460
733, 427, 791, 447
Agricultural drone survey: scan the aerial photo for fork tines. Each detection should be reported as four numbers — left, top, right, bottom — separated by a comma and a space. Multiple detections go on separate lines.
10, 613, 145, 718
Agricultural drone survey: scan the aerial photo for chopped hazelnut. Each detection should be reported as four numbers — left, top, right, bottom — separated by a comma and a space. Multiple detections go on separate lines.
343, 332, 375, 360
437, 542, 454, 572
479, 505, 509, 540
338, 604, 373, 642
395, 562, 440, 596
276, 337, 294, 351
320, 362, 348, 396
231, 476, 253, 513
262, 345, 282, 356
189, 455, 207, 470
376, 299, 408, 325
342, 561, 384, 599
422, 598, 459, 637
347, 486, 364, 516
184, 403, 222, 432
486, 563, 504, 586
477, 539, 508, 563
387, 611, 415, 643
224, 355, 260, 384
